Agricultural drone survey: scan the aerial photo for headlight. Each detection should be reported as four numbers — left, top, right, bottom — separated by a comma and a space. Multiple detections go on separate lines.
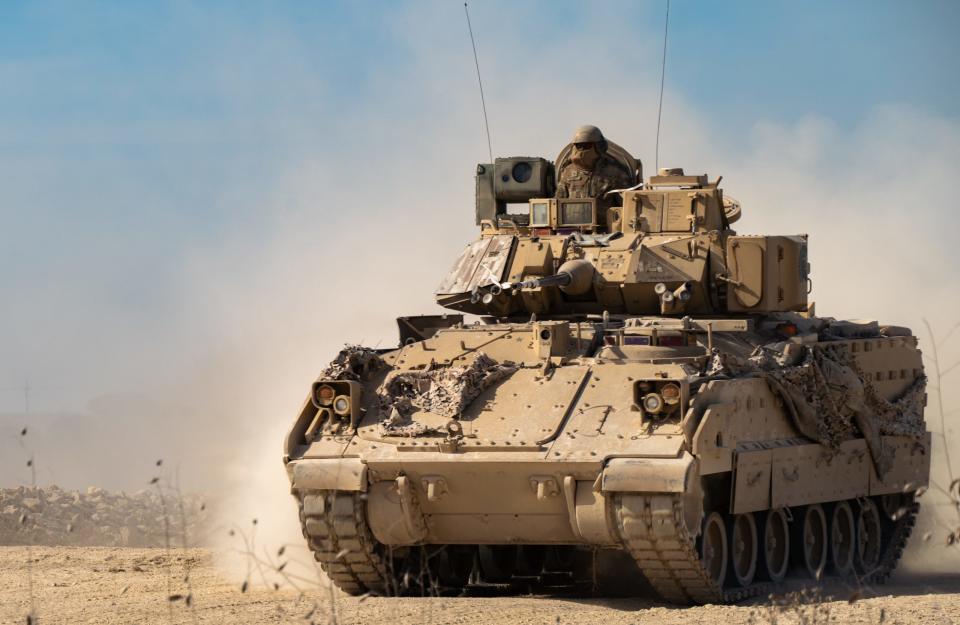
642, 392, 664, 414
333, 395, 351, 416
316, 384, 335, 406
661, 383, 681, 405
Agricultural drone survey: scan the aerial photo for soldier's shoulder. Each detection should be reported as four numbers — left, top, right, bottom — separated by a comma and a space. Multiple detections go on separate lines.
598, 157, 633, 179
600, 156, 632, 176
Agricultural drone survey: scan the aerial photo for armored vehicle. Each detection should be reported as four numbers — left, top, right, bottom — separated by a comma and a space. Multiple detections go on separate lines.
283, 132, 930, 604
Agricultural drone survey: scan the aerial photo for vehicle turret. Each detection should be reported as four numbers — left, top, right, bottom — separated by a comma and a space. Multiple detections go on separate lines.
437, 161, 810, 319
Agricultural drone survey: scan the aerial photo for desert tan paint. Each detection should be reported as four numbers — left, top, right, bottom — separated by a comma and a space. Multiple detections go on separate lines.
286, 328, 927, 545
283, 162, 930, 605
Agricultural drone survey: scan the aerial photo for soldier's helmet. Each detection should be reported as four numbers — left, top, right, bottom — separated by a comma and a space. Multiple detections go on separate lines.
571, 125, 605, 145
570, 125, 607, 152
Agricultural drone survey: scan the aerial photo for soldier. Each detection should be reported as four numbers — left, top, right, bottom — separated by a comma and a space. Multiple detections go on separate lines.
555, 125, 634, 216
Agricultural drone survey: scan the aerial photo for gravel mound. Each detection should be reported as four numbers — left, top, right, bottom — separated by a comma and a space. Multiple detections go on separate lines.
0, 485, 206, 547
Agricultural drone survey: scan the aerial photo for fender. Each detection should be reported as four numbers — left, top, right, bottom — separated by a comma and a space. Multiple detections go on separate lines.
601, 452, 697, 493
289, 458, 367, 492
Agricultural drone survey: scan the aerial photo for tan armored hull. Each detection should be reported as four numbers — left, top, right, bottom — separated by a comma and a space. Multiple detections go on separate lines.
283, 149, 929, 603
284, 316, 929, 603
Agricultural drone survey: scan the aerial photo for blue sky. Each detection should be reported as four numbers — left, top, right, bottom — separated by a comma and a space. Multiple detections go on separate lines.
668, 1, 959, 126
0, 0, 958, 420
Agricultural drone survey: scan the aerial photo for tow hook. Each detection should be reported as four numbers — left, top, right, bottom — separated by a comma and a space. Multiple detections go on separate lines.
530, 476, 560, 500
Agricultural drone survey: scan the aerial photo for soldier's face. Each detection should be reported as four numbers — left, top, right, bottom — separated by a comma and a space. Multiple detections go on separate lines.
571, 142, 600, 169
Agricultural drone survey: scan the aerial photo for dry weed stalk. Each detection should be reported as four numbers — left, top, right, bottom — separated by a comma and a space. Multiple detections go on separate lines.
227, 523, 344, 625
172, 473, 199, 623
151, 460, 202, 624
16, 426, 37, 625
922, 320, 960, 548
225, 496, 453, 625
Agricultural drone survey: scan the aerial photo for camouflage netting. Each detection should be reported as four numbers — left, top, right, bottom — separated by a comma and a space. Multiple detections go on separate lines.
379, 353, 517, 436
712, 342, 926, 477
320, 345, 385, 381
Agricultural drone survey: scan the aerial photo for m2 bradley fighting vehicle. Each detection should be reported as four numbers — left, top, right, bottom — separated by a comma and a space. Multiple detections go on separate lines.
283, 126, 930, 604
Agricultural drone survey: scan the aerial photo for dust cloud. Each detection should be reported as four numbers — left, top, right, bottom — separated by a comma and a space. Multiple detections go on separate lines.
1, 3, 957, 579
173, 106, 960, 573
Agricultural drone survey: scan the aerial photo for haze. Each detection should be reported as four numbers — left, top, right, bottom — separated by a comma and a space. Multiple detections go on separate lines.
1, 1, 957, 568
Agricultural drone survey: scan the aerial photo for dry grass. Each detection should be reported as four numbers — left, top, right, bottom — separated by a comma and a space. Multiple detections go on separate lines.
16, 426, 37, 625
921, 320, 960, 550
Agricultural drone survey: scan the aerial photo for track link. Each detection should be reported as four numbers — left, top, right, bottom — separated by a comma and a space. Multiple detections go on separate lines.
867, 499, 918, 585
614, 493, 918, 605
295, 488, 917, 602
297, 489, 393, 595
614, 493, 772, 604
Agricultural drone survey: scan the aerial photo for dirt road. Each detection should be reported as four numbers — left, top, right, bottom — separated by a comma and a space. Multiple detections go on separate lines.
1, 547, 958, 625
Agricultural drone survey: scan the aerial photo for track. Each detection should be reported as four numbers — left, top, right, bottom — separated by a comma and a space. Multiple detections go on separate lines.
869, 498, 919, 584
296, 488, 919, 604
613, 493, 919, 605
614, 493, 771, 603
298, 490, 394, 595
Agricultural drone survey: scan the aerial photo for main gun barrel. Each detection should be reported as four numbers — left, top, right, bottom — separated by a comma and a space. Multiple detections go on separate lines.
505, 272, 573, 291
503, 259, 595, 296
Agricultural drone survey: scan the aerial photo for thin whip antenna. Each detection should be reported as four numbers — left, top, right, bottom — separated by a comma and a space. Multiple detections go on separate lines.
655, 0, 671, 173
464, 3, 493, 164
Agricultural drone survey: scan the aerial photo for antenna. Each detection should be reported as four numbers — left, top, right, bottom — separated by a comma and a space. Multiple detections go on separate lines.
655, 0, 671, 173
464, 3, 494, 164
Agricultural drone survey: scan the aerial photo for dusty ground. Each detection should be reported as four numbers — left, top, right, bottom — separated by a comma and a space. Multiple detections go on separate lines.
1, 547, 959, 624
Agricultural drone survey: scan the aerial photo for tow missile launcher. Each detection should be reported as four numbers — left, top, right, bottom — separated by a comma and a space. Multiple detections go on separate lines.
283, 146, 930, 604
